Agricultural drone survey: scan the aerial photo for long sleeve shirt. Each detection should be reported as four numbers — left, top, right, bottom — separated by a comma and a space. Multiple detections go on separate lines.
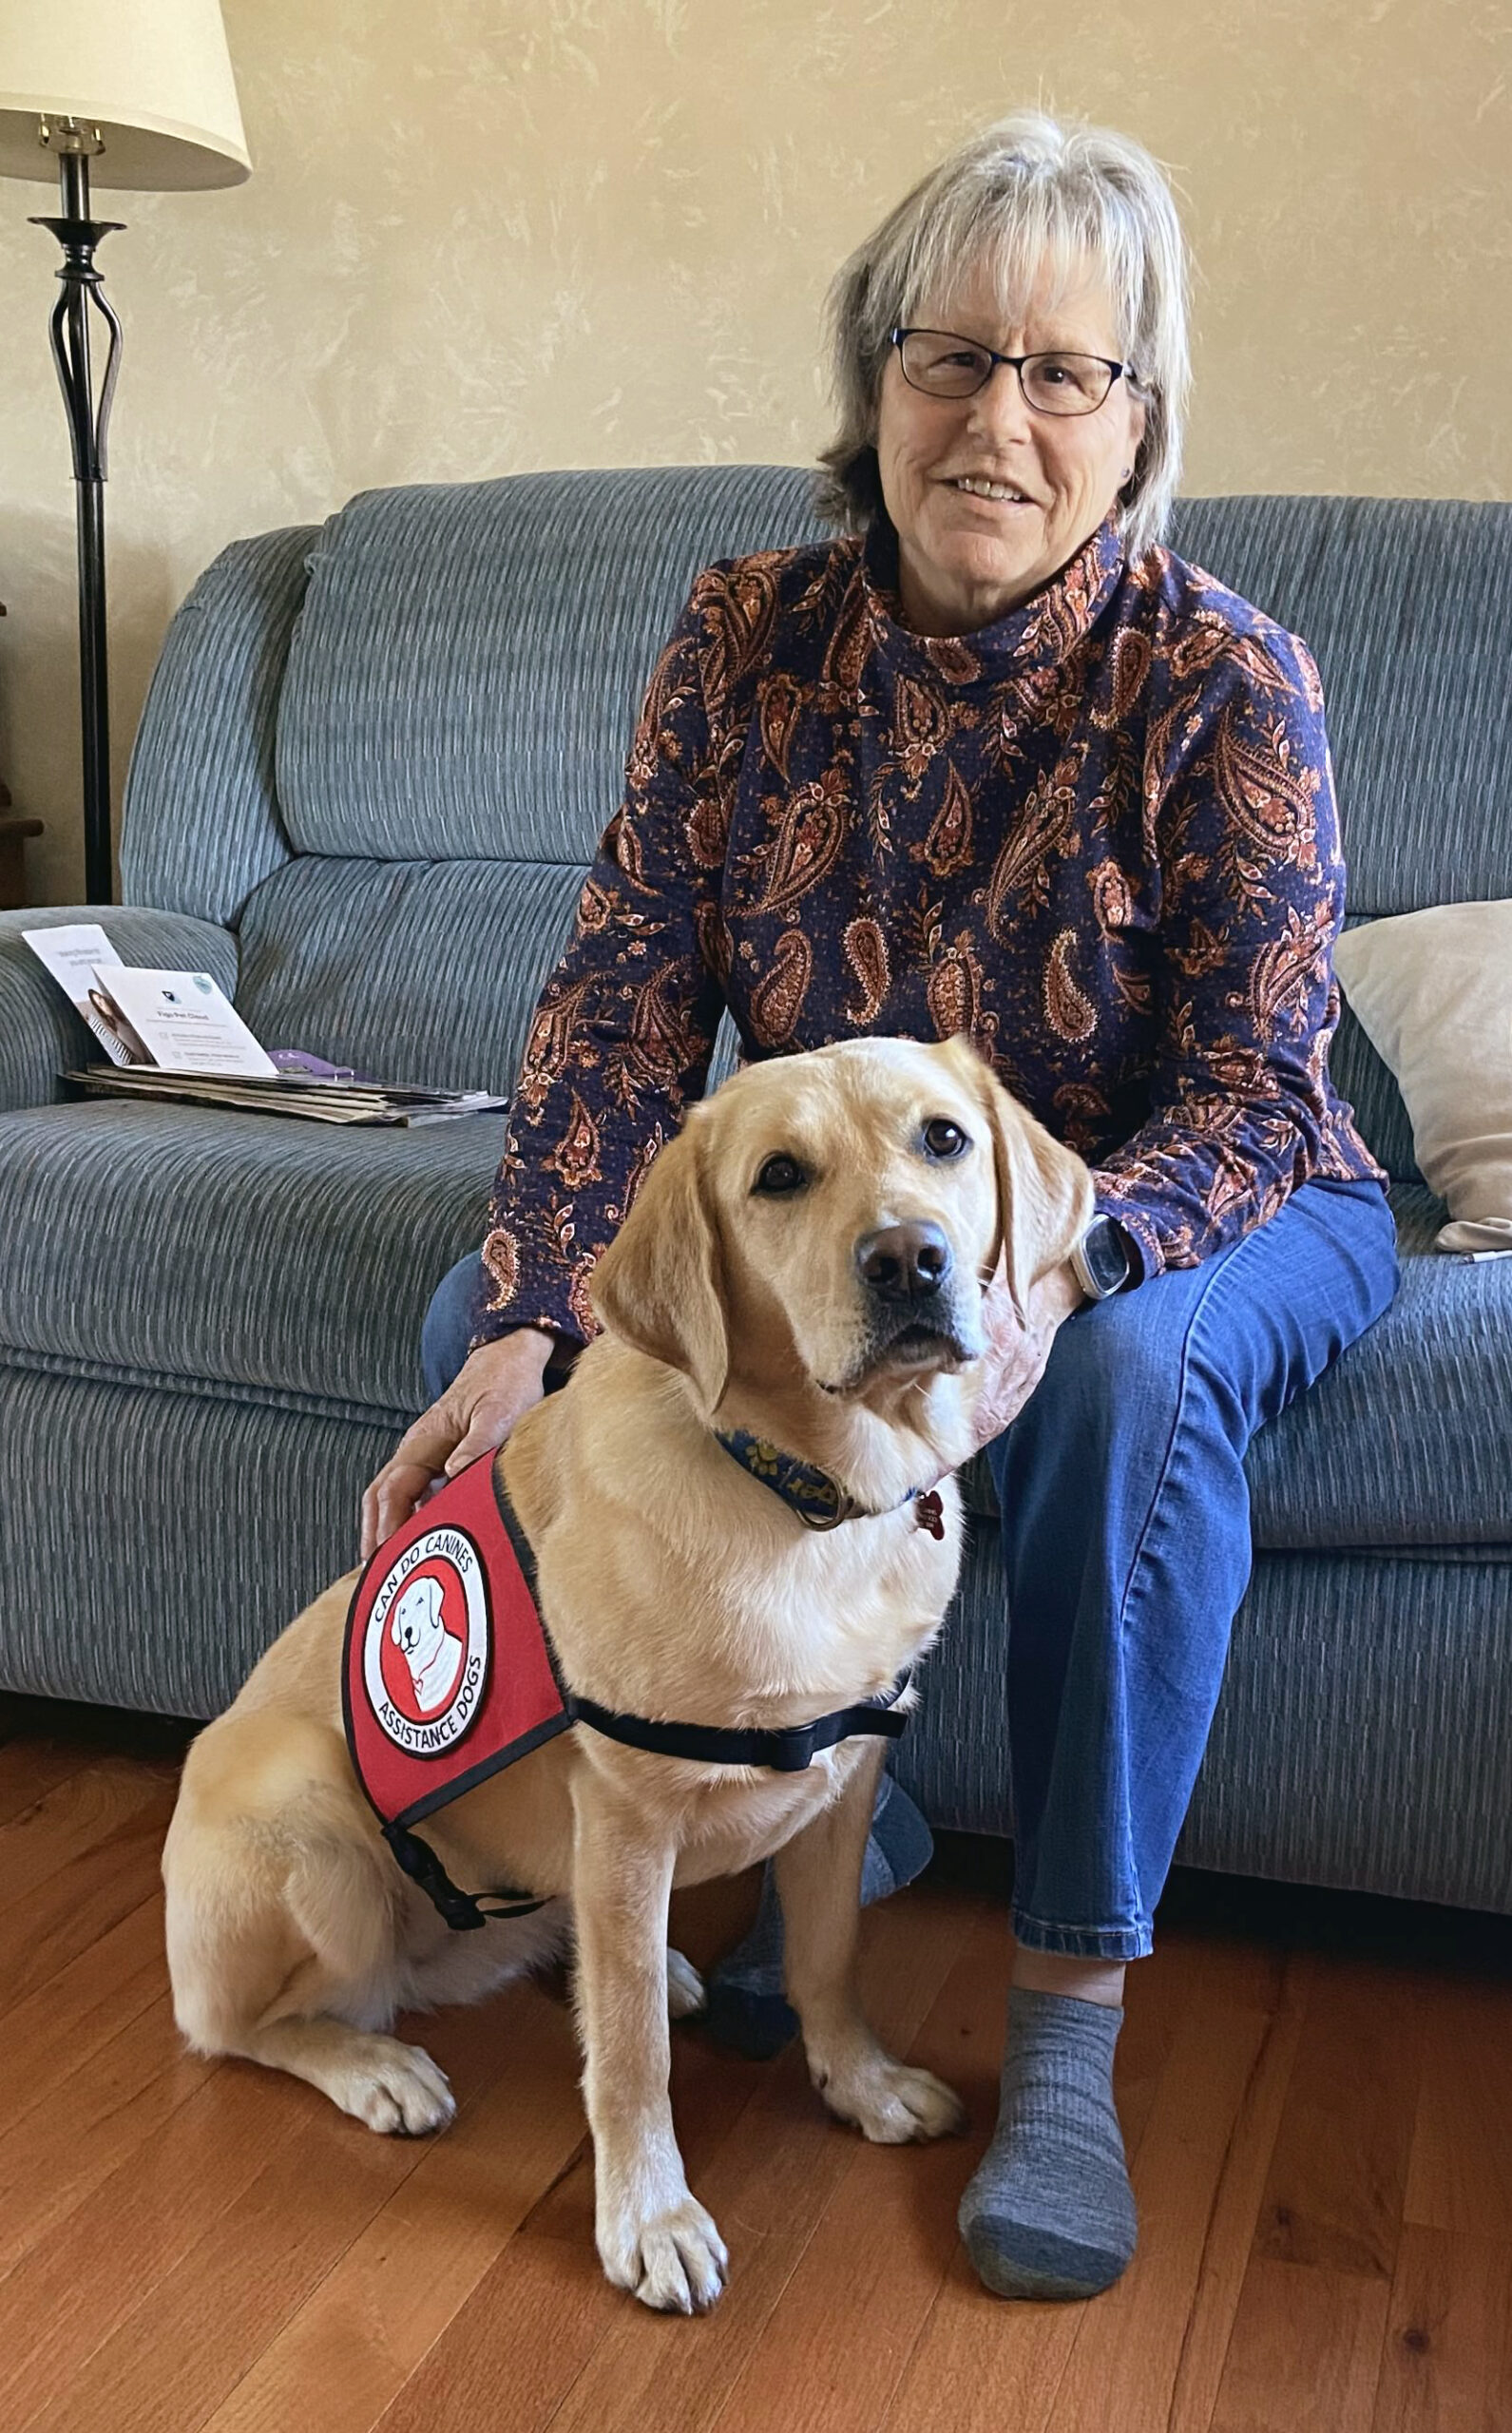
470, 509, 1387, 1351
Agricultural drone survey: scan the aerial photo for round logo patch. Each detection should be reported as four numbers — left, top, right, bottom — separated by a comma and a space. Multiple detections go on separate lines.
362, 1523, 490, 1755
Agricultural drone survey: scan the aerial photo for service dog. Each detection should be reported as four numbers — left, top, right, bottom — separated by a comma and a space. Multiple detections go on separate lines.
163, 1033, 1092, 2311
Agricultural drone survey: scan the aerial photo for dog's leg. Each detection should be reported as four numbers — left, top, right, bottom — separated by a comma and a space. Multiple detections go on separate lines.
775, 1743, 966, 2143
573, 1786, 727, 2312
234, 2015, 458, 2134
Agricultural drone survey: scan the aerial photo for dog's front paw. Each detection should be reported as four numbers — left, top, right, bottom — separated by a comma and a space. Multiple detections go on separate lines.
599, 2194, 729, 2313
665, 1946, 706, 2021
815, 2052, 967, 2145
337, 2038, 456, 2136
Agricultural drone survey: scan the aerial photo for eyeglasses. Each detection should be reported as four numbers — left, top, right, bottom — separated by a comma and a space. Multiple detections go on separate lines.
890, 327, 1130, 416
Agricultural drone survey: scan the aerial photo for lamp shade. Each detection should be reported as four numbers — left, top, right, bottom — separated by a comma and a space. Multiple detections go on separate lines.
0, 0, 250, 189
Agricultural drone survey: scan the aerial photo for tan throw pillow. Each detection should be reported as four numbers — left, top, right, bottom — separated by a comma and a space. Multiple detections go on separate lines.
1333, 899, 1512, 1255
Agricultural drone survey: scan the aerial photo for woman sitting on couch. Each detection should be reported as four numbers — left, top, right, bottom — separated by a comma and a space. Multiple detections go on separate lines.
362, 108, 1398, 2305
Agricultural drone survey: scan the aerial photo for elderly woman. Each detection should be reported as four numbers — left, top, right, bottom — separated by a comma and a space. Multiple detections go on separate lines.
362, 112, 1398, 2303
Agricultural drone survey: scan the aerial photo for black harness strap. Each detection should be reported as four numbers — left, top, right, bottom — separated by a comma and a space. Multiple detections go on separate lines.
383, 1822, 550, 1930
570, 1676, 911, 1773
370, 1467, 915, 1931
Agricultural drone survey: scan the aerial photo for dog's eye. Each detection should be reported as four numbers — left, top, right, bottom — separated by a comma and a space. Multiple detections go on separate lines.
922, 1118, 969, 1159
753, 1153, 808, 1196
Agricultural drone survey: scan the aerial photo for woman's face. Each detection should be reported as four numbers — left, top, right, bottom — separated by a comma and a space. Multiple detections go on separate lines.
874, 253, 1145, 636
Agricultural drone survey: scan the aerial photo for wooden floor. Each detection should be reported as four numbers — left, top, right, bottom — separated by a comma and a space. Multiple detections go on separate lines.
1, 1696, 1509, 2433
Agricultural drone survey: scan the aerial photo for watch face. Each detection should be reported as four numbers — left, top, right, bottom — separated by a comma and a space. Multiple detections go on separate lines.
1083, 1217, 1131, 1294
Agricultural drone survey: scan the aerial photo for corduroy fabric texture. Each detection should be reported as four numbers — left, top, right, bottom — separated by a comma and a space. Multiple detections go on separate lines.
0, 1101, 502, 1410
0, 1364, 392, 1717
121, 526, 314, 924
234, 855, 584, 1095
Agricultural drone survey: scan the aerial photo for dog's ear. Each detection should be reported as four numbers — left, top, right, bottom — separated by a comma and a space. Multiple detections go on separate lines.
589, 1113, 730, 1413
943, 1035, 1094, 1323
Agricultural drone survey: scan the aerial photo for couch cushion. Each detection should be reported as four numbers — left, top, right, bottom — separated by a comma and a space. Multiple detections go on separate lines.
275, 466, 827, 865
234, 856, 584, 1096
961, 1182, 1512, 1551
1244, 1180, 1512, 1548
121, 525, 316, 925
0, 1101, 504, 1414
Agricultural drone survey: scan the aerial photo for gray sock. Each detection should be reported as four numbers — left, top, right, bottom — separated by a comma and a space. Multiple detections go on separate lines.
958, 1984, 1138, 2301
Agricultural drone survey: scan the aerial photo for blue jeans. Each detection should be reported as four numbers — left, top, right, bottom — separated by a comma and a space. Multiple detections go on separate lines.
423, 1172, 1400, 1962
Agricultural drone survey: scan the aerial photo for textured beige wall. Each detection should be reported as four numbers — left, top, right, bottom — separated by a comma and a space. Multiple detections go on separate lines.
1, 0, 1508, 906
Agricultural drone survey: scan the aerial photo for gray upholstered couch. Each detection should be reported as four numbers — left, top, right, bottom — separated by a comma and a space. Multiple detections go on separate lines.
3, 470, 1509, 1921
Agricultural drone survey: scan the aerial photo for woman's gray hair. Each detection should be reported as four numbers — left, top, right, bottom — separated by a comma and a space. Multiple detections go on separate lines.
815, 111, 1191, 564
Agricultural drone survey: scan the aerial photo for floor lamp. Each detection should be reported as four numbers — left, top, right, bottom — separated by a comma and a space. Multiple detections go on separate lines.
0, 2, 250, 904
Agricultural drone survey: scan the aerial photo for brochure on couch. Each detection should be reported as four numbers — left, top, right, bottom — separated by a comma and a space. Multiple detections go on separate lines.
92, 964, 280, 1078
22, 924, 148, 1066
27, 927, 508, 1125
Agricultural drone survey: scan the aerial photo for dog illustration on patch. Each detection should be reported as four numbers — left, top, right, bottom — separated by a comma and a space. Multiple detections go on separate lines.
389, 1574, 464, 1715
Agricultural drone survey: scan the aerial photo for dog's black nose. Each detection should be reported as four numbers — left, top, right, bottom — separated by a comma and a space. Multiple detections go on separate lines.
855, 1221, 952, 1303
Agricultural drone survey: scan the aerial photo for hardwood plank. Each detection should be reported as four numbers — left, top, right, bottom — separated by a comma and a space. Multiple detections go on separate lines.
881, 2245, 1084, 2433
373, 2230, 625, 2433
1252, 1955, 1425, 2280
0, 1893, 167, 2134
440, 1882, 980, 2433
187, 1983, 589, 2433
1207, 2257, 1391, 2431
10, 1985, 539, 2433
0, 1990, 218, 2276
0, 1757, 173, 1913
710, 1914, 1006, 2433
1404, 1976, 1512, 2240
0, 1738, 96, 1829
1372, 2225, 1512, 2431
0, 2064, 307, 2426
0, 1785, 177, 2016
1163, 1950, 1316, 2433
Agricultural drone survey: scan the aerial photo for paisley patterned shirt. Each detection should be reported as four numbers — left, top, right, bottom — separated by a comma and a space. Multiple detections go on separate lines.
471, 509, 1387, 1351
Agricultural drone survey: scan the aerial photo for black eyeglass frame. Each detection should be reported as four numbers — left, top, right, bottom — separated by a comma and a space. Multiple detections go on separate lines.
889, 326, 1132, 414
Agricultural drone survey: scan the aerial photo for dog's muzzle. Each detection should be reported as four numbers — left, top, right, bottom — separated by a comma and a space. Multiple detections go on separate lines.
847, 1220, 979, 1375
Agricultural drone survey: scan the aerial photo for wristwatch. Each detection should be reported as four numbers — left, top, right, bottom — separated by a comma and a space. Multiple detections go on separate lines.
1069, 1214, 1136, 1302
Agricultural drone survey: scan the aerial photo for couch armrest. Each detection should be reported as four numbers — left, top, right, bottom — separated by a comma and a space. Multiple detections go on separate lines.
0, 907, 238, 1113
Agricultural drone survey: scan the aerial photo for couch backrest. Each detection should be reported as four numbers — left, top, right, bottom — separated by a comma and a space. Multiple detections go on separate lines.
123, 472, 1512, 1161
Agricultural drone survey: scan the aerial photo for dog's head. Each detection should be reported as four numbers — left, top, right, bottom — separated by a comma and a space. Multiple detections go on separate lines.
391, 1576, 448, 1665
589, 1034, 1091, 1425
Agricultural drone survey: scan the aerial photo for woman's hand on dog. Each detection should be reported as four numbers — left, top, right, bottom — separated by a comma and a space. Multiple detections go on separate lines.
359, 1330, 555, 1557
964, 1253, 1085, 1457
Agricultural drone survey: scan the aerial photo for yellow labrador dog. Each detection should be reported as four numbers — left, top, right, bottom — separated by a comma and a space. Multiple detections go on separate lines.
163, 1033, 1091, 2312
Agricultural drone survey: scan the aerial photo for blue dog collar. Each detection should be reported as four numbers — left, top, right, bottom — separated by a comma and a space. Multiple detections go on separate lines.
715, 1427, 945, 1539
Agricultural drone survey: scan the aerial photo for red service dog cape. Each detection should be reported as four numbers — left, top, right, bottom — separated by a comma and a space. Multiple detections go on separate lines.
344, 1451, 914, 1932
343, 1453, 571, 1928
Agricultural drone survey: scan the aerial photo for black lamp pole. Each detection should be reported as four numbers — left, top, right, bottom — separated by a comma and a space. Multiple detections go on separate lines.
30, 138, 123, 906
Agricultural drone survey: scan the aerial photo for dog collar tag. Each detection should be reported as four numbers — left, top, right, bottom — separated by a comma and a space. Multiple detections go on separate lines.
913, 1489, 946, 1541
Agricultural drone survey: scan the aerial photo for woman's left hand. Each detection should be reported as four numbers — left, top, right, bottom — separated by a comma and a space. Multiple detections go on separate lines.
963, 1252, 1086, 1457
